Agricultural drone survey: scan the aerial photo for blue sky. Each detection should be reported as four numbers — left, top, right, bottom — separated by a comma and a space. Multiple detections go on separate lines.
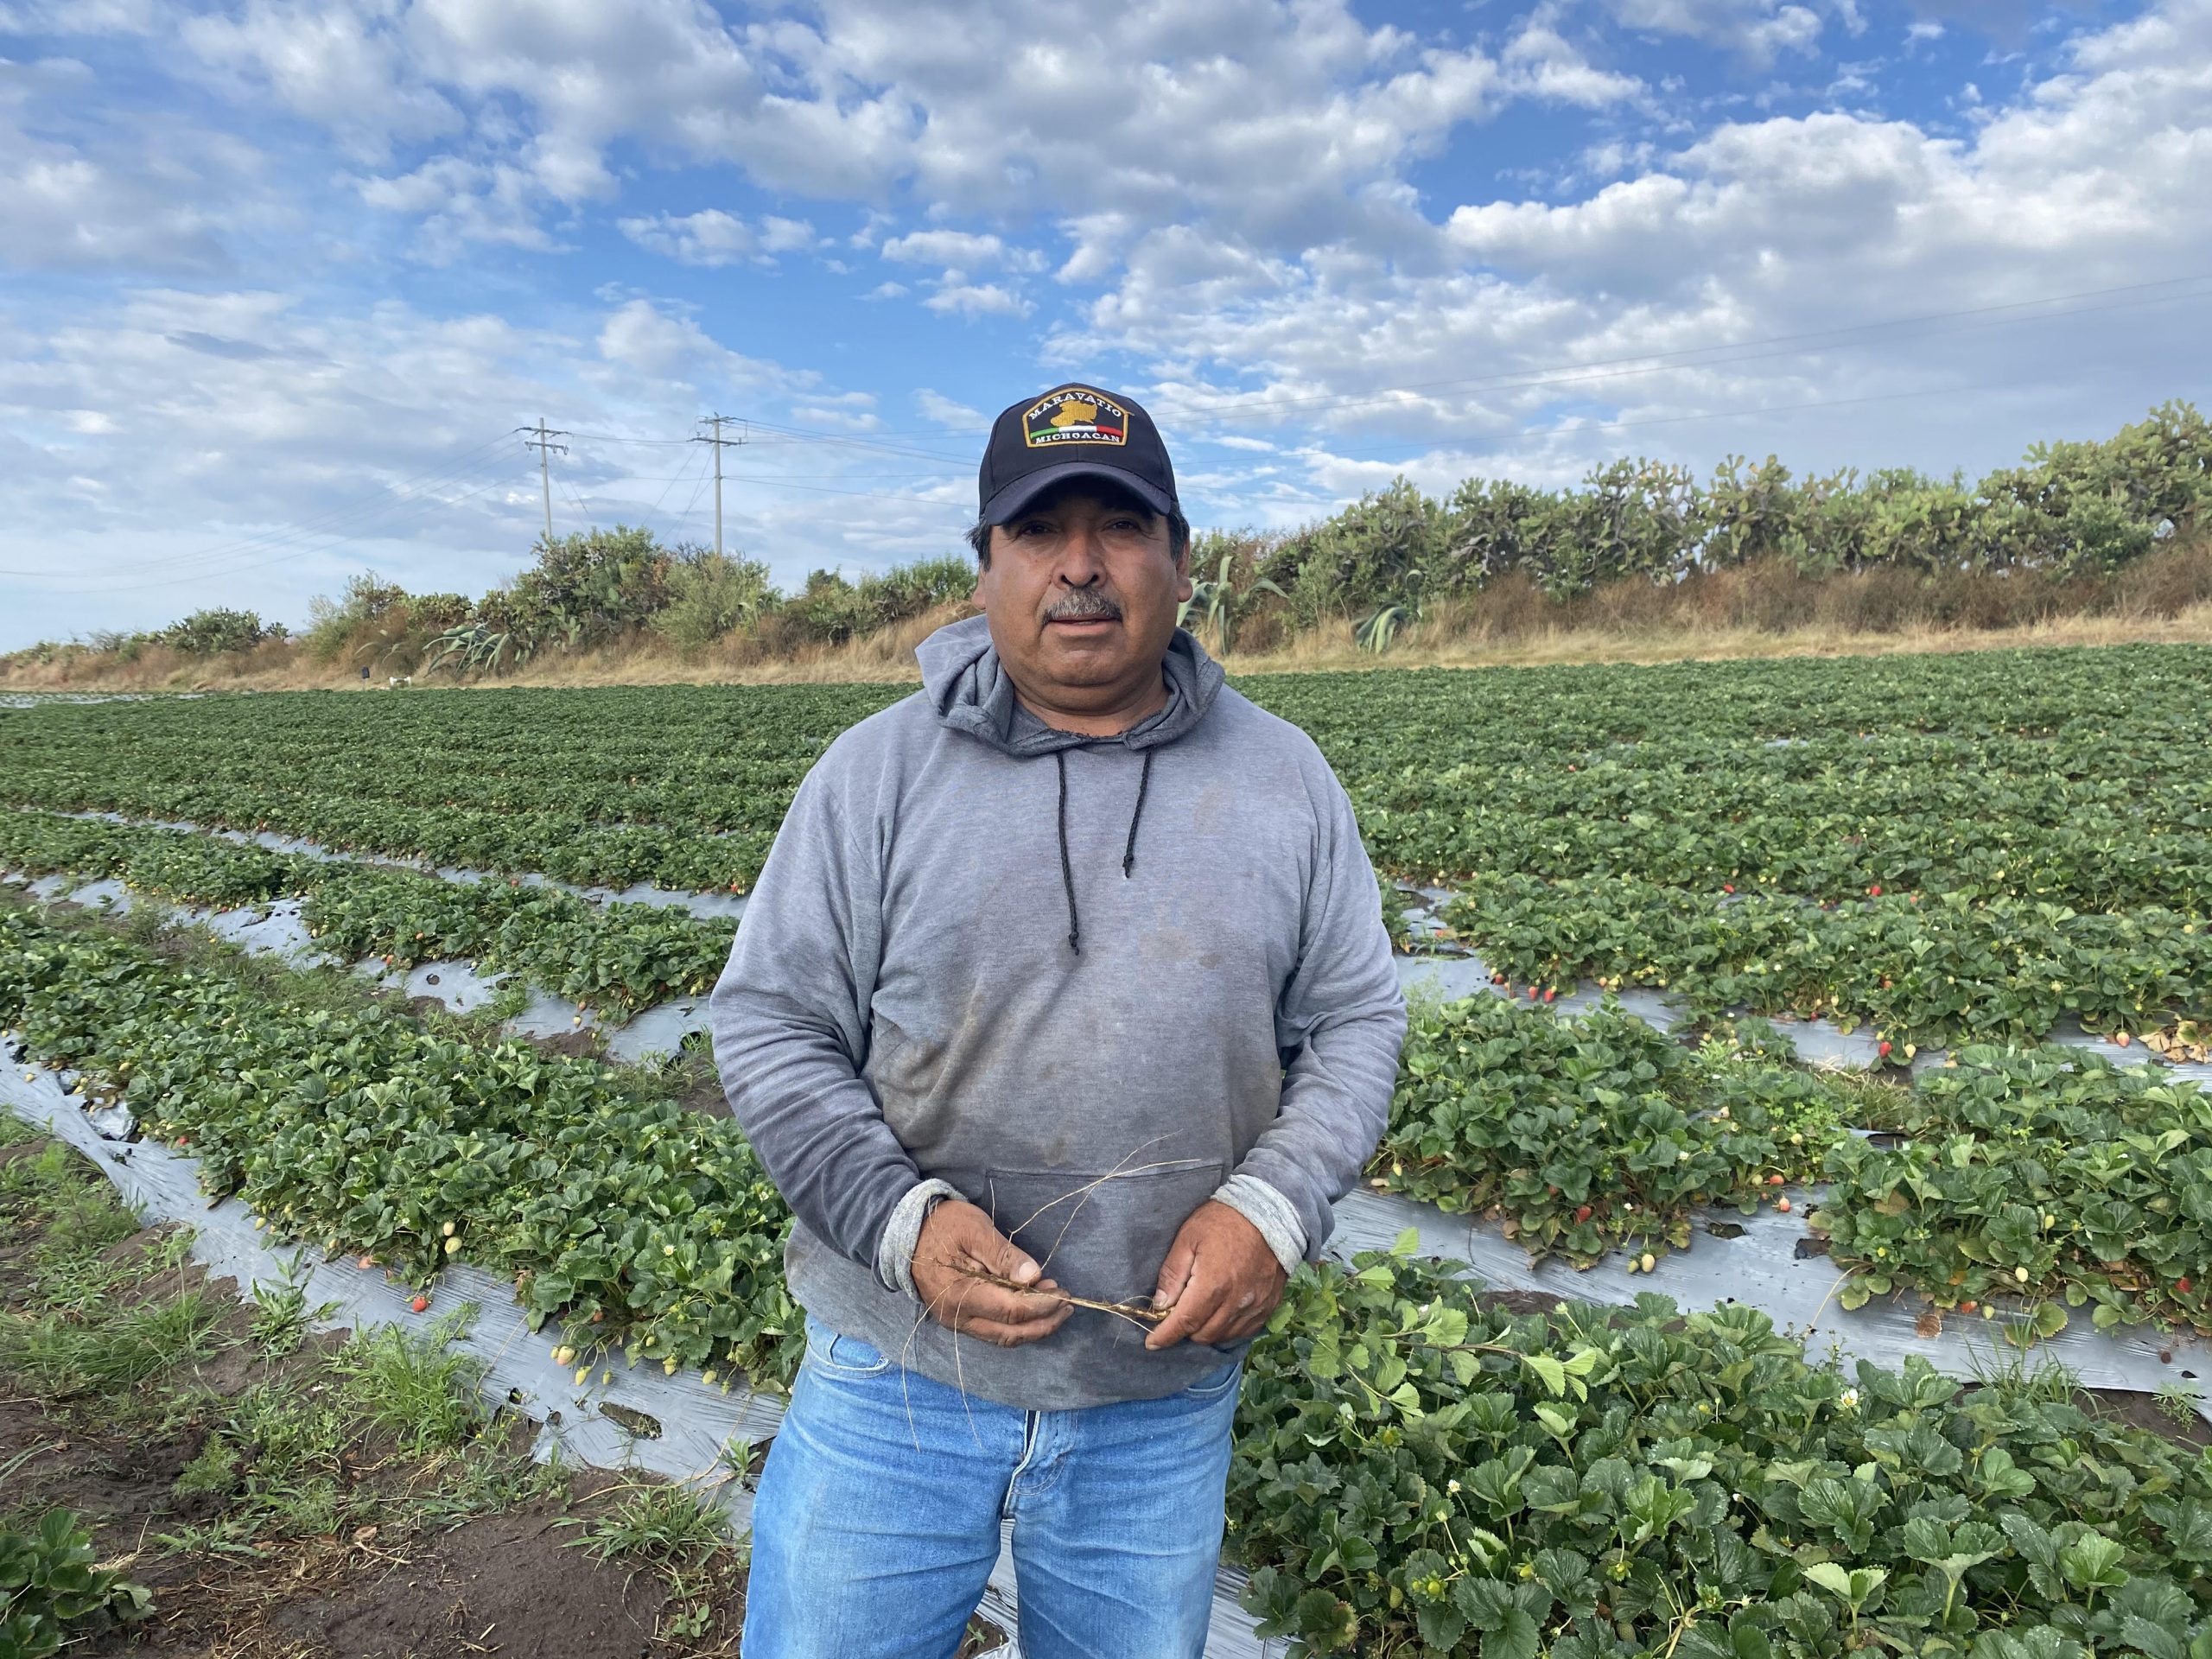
3, 0, 2208, 648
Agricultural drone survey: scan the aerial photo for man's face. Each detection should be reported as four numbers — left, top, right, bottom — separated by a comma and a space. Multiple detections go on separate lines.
976, 482, 1193, 710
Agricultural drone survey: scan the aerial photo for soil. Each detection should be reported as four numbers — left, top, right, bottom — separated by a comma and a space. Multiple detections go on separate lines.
2082, 1385, 2212, 1453
0, 1161, 744, 1658
1474, 1287, 1580, 1319
270, 1496, 669, 1659
524, 1029, 605, 1061
667, 1071, 733, 1119
0, 1320, 736, 1659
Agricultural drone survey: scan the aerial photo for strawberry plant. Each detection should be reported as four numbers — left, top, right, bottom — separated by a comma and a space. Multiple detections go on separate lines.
1381, 997, 1842, 1266
0, 907, 799, 1383
1232, 1237, 2212, 1657
0, 810, 732, 1019
0, 1509, 151, 1658
1814, 1044, 2212, 1336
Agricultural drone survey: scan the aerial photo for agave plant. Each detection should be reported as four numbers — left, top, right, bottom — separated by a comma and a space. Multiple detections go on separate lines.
1177, 552, 1286, 655
1353, 568, 1427, 655
423, 622, 532, 678
1351, 603, 1405, 654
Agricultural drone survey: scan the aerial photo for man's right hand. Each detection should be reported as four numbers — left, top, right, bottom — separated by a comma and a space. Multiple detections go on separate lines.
912, 1199, 1071, 1348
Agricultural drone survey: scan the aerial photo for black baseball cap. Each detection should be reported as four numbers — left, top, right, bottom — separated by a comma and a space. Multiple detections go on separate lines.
976, 384, 1179, 526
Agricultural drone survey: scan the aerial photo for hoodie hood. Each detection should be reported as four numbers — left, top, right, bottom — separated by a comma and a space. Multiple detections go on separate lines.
916, 613, 1225, 755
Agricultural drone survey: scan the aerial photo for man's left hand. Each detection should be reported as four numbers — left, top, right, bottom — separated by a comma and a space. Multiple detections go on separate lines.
1146, 1200, 1287, 1351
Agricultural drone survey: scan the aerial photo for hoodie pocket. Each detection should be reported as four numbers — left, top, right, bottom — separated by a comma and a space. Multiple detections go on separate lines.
981, 1160, 1226, 1319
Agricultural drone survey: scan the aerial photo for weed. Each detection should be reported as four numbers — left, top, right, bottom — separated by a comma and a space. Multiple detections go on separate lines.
173, 1435, 240, 1499
2156, 1380, 2203, 1426
561, 1482, 730, 1566
247, 1261, 335, 1358
327, 1319, 483, 1459
0, 1289, 220, 1397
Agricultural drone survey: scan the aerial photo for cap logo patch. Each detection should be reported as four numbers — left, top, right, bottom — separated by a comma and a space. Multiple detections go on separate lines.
1024, 387, 1128, 448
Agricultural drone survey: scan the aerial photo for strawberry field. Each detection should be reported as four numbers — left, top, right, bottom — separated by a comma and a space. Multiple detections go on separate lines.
6, 641, 2212, 1657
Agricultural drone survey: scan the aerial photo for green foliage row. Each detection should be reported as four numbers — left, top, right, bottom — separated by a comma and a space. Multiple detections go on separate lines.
1382, 998, 1839, 1266
1260, 402, 2210, 612
1378, 993, 2212, 1335
0, 907, 798, 1382
1234, 1242, 2212, 1658
1443, 875, 2210, 1049
1816, 1046, 2212, 1341
15, 643, 2209, 1048
0, 810, 734, 1019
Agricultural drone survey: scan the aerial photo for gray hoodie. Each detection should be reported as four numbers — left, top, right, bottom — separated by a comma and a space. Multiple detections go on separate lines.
709, 615, 1406, 1409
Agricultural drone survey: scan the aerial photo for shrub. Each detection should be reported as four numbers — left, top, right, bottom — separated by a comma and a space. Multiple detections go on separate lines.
652, 551, 779, 657
152, 608, 286, 657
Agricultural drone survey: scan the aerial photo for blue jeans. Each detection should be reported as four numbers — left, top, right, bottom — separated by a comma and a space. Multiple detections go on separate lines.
741, 1314, 1242, 1659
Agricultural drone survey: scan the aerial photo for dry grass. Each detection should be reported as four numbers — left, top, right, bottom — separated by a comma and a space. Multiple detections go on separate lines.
1230, 601, 2212, 675
10, 543, 2211, 692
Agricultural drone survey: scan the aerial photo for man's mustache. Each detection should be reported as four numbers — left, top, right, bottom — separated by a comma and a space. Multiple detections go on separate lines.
1044, 590, 1122, 621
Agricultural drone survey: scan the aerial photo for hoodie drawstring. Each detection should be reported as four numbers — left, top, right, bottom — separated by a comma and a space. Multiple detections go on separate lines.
1056, 747, 1157, 955
1056, 750, 1080, 955
1122, 748, 1154, 879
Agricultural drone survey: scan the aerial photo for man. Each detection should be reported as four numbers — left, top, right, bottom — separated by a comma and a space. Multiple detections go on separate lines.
711, 383, 1406, 1658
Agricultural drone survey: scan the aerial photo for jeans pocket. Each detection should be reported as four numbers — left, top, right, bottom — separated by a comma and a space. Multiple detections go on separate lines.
803, 1314, 894, 1380
1181, 1358, 1243, 1402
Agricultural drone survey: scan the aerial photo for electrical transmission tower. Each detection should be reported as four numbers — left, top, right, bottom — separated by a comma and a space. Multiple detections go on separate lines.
693, 414, 747, 556
518, 418, 569, 542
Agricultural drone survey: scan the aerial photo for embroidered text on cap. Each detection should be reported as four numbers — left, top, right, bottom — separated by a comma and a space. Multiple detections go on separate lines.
1023, 388, 1128, 448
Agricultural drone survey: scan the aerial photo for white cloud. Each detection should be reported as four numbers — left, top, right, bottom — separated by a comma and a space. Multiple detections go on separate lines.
1600, 0, 1827, 61
923, 283, 1032, 319
915, 388, 983, 428
1906, 20, 1945, 43
140, 0, 1641, 264
620, 207, 767, 266
1054, 0, 2212, 525
0, 58, 261, 271
356, 155, 551, 255
880, 228, 1035, 270
760, 215, 817, 253
0, 285, 909, 645
0, 0, 164, 35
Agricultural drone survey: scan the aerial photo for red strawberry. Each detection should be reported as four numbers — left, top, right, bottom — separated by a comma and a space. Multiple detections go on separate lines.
1528, 986, 1539, 1000
1574, 1205, 1592, 1224
1722, 884, 1735, 894
2179, 1277, 2195, 1294
1767, 1174, 1785, 1186
1869, 884, 1883, 897
410, 1294, 429, 1313
1542, 988, 1556, 1003
1878, 1040, 1893, 1058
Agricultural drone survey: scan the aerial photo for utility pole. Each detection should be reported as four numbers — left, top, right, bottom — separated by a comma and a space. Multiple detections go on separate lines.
693, 414, 746, 556
518, 418, 569, 543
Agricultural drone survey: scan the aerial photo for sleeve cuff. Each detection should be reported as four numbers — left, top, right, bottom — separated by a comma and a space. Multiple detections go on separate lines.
873, 1178, 963, 1298
1212, 1173, 1307, 1278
